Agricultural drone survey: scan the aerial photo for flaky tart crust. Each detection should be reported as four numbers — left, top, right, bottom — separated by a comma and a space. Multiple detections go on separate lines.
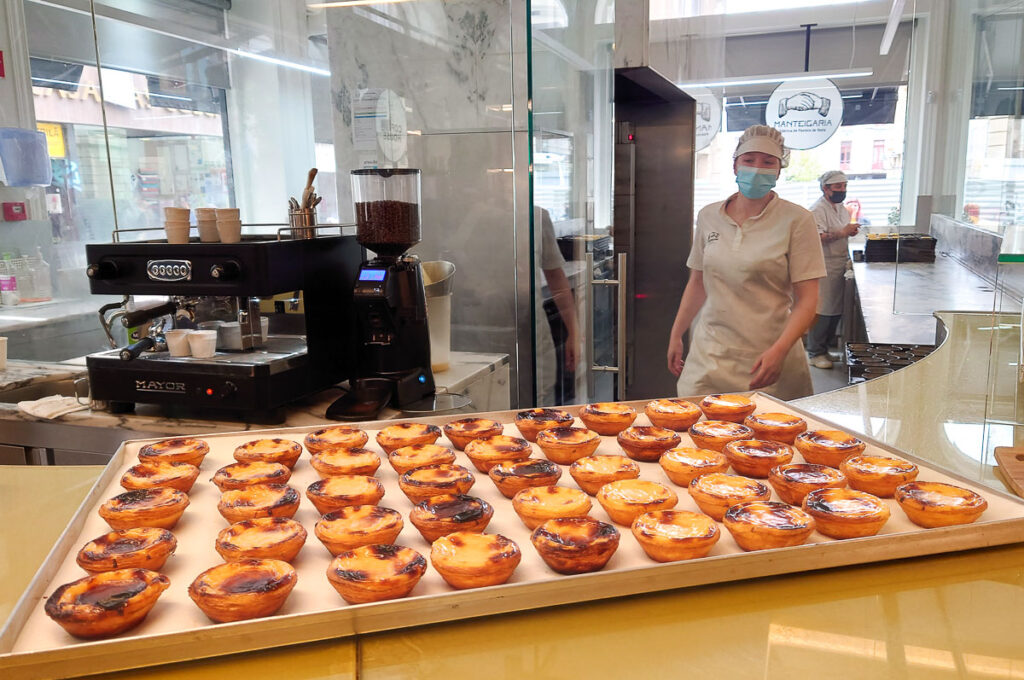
644, 399, 703, 431
45, 568, 170, 638
489, 458, 562, 498
722, 439, 795, 478
409, 493, 494, 542
688, 473, 771, 521
840, 455, 919, 497
723, 501, 815, 550
514, 408, 574, 442
617, 426, 682, 462
698, 394, 756, 423
631, 510, 720, 561
376, 422, 443, 453
512, 485, 592, 529
310, 447, 382, 478
99, 488, 189, 530
802, 487, 891, 538
894, 481, 987, 528
306, 475, 385, 514
388, 444, 456, 475
189, 559, 297, 622
398, 464, 476, 503
794, 430, 866, 468
138, 437, 209, 467
215, 517, 307, 562
531, 517, 620, 574
743, 412, 808, 444
233, 438, 303, 469
76, 528, 176, 573
442, 418, 503, 451
212, 461, 292, 491
578, 402, 638, 435
327, 544, 426, 604
536, 426, 601, 465
431, 531, 522, 589
315, 505, 404, 555
768, 463, 848, 505
569, 454, 640, 495
217, 484, 299, 523
596, 479, 678, 526
120, 461, 200, 493
304, 426, 369, 454
464, 434, 533, 472
688, 420, 755, 452
659, 447, 730, 487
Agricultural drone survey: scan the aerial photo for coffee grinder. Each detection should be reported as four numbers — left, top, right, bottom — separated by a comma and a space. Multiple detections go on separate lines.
326, 168, 436, 420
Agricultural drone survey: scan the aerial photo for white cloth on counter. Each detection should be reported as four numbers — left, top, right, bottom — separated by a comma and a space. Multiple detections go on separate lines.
17, 394, 88, 419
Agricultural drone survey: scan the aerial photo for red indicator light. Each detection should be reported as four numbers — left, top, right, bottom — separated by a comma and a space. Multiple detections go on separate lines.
627, 134, 634, 141
205, 388, 214, 396
635, 293, 648, 299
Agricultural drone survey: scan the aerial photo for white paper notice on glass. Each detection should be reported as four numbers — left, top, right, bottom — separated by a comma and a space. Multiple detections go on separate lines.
352, 88, 383, 152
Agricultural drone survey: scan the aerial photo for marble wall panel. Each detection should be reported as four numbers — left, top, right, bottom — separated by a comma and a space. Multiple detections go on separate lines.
930, 215, 1024, 302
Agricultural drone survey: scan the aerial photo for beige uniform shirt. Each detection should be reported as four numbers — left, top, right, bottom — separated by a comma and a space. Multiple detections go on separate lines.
677, 193, 826, 401
809, 195, 851, 315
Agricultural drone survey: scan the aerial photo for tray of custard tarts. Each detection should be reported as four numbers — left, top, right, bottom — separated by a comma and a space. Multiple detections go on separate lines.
4, 393, 1024, 680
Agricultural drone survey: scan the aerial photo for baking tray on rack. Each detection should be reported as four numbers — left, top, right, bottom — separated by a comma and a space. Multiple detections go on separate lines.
3, 393, 1024, 679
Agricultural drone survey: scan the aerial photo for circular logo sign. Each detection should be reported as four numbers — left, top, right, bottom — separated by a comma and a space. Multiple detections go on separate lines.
682, 87, 722, 151
766, 78, 843, 150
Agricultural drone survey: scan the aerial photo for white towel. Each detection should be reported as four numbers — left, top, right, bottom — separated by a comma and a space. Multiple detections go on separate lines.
17, 394, 89, 419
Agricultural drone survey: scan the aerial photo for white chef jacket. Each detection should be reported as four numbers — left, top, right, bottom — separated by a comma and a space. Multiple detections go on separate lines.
809, 195, 851, 316
677, 193, 826, 401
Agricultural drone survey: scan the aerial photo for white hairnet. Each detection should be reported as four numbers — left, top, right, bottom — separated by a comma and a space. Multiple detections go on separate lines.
733, 125, 790, 168
819, 170, 848, 188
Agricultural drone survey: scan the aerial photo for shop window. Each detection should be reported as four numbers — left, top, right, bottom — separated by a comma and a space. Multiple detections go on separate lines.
872, 140, 885, 170
840, 141, 851, 170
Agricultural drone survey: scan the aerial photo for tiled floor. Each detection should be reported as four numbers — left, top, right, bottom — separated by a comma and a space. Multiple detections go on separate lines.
809, 359, 851, 395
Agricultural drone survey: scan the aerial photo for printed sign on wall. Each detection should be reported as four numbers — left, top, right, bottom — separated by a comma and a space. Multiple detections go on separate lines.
682, 87, 722, 152
766, 78, 843, 150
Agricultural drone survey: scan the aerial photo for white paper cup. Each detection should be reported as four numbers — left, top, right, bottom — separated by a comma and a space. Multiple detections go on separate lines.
216, 219, 242, 244
187, 330, 218, 358
164, 329, 192, 357
215, 208, 240, 220
194, 208, 217, 221
165, 223, 191, 244
260, 316, 269, 342
164, 206, 190, 221
197, 220, 219, 242
0, 336, 7, 371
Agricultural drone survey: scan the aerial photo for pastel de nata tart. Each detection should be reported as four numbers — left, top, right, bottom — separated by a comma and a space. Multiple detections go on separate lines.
794, 430, 866, 468
443, 418, 503, 451
399, 464, 475, 504
431, 532, 522, 589
895, 481, 988, 528
596, 479, 678, 526
723, 501, 815, 551
212, 461, 292, 491
802, 487, 890, 538
688, 473, 771, 521
189, 559, 297, 623
138, 437, 209, 467
530, 517, 620, 575
743, 412, 808, 444
314, 505, 404, 555
310, 447, 382, 478
489, 458, 562, 498
327, 544, 427, 604
512, 485, 592, 530
569, 454, 640, 495
698, 394, 756, 423
233, 438, 303, 469
722, 439, 795, 478
217, 484, 300, 524
840, 455, 919, 497
304, 425, 368, 454
644, 398, 703, 431
215, 517, 307, 562
99, 488, 189, 530
631, 510, 720, 562
464, 434, 533, 472
76, 528, 177, 573
768, 463, 847, 505
688, 420, 755, 452
388, 444, 456, 475
536, 427, 601, 465
45, 568, 169, 639
658, 447, 730, 487
578, 402, 638, 435
409, 494, 494, 542
306, 475, 385, 515
514, 408, 574, 442
120, 461, 200, 493
376, 422, 443, 454
617, 426, 682, 462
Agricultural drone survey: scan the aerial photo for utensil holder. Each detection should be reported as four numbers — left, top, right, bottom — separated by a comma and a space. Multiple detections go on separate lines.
289, 209, 317, 240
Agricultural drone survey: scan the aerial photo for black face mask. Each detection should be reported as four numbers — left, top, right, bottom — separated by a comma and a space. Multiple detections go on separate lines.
828, 190, 847, 204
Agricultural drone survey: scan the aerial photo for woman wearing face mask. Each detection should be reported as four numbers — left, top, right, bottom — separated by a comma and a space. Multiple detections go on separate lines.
666, 125, 825, 400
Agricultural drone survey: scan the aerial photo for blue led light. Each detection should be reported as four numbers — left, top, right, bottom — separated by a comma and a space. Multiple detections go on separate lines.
418, 374, 426, 383
359, 269, 387, 281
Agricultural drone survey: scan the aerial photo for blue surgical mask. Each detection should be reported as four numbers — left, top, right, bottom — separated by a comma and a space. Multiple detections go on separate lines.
736, 167, 778, 199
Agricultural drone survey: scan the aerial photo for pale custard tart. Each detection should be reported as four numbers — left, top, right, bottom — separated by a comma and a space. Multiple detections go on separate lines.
698, 394, 756, 423
596, 479, 678, 526
431, 531, 522, 589
488, 458, 562, 498
409, 494, 494, 542
894, 481, 988, 528
840, 455, 919, 497
536, 427, 601, 465
388, 444, 456, 475
514, 408, 574, 442
688, 420, 755, 452
212, 461, 292, 491
217, 484, 299, 523
631, 510, 720, 562
398, 464, 475, 503
644, 398, 703, 431
45, 568, 170, 639
578, 402, 638, 435
688, 473, 771, 521
306, 475, 385, 515
569, 454, 640, 495
512, 485, 592, 530
464, 434, 533, 472
310, 447, 382, 478
215, 517, 307, 562
304, 425, 368, 454
794, 430, 866, 468
802, 487, 891, 538
658, 447, 730, 487
233, 438, 303, 469
120, 461, 200, 493
376, 422, 443, 454
530, 517, 620, 575
327, 544, 427, 604
443, 418, 503, 451
99, 488, 189, 530
722, 439, 795, 478
723, 501, 815, 551
743, 412, 808, 444
76, 527, 177, 573
138, 437, 209, 467
315, 505, 404, 555
617, 426, 682, 462
189, 559, 297, 623
768, 463, 847, 505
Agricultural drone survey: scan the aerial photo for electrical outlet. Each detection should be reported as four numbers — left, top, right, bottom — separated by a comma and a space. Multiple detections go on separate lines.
2, 202, 27, 221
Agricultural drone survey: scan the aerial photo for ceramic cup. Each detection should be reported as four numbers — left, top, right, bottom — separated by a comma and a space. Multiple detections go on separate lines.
215, 208, 240, 220
0, 336, 7, 371
216, 219, 242, 244
197, 220, 219, 242
187, 330, 218, 358
164, 206, 190, 221
164, 329, 192, 357
164, 221, 191, 244
194, 208, 217, 220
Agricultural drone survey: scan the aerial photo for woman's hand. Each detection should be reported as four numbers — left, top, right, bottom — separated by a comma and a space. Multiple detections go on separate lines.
749, 344, 787, 389
667, 337, 685, 377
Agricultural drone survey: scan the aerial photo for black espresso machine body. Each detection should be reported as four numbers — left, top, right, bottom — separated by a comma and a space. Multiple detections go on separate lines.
85, 236, 363, 416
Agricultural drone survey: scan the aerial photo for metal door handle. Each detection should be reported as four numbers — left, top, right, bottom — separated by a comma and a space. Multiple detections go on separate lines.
616, 252, 627, 400
587, 252, 628, 400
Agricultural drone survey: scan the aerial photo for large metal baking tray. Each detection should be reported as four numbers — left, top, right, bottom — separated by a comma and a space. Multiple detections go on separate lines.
3, 394, 1024, 679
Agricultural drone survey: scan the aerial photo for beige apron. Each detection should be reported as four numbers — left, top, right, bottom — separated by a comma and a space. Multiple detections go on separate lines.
818, 256, 847, 316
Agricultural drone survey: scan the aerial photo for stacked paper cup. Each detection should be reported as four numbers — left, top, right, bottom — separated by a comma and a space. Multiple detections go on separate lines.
216, 208, 241, 243
195, 208, 219, 242
164, 207, 191, 244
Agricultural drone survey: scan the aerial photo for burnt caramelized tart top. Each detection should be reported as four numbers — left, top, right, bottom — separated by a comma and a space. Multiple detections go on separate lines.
99, 488, 189, 530
304, 426, 369, 453
233, 438, 303, 468
120, 461, 200, 492
76, 528, 177, 573
376, 423, 443, 452
212, 461, 292, 491
45, 568, 170, 639
138, 437, 209, 467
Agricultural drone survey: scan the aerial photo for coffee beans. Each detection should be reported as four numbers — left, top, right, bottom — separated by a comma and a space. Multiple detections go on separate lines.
355, 200, 420, 255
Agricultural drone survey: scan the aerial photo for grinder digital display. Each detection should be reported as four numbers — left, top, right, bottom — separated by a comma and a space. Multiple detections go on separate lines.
358, 269, 387, 282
